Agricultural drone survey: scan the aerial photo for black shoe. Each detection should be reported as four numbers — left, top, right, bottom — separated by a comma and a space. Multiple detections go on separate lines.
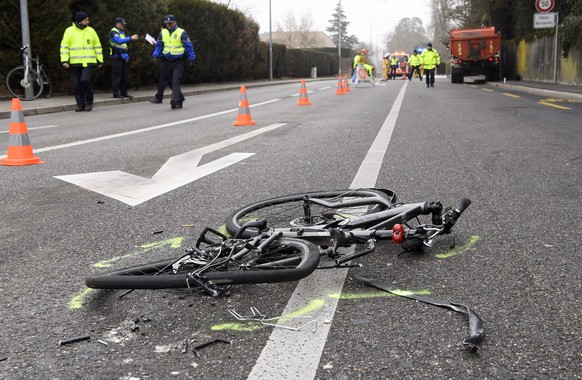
149, 97, 162, 104
430, 84, 434, 87
85, 103, 93, 112
113, 94, 122, 98
75, 106, 85, 112
170, 100, 176, 109
174, 102, 183, 109
426, 84, 429, 88
121, 94, 133, 99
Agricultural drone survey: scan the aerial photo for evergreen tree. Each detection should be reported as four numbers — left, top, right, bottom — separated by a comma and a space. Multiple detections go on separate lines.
325, 1, 358, 49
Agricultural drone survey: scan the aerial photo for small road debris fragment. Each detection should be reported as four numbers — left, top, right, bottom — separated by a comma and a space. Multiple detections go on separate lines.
58, 335, 91, 346
192, 339, 230, 356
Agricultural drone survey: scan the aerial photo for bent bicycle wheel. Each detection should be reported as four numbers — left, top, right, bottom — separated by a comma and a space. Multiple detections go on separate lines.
85, 238, 320, 290
6, 66, 43, 100
226, 189, 397, 238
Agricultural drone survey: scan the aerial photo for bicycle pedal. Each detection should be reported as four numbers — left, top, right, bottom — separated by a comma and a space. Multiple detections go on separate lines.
187, 274, 219, 297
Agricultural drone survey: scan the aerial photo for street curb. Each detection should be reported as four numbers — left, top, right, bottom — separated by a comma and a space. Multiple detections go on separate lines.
0, 78, 329, 119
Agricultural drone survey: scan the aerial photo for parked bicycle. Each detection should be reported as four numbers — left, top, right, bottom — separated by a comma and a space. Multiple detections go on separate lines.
6, 45, 52, 100
86, 188, 471, 296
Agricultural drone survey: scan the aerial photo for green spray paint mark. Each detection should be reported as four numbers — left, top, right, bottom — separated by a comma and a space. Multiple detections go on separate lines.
435, 235, 480, 259
72, 237, 185, 309
69, 288, 94, 310
216, 224, 232, 238
329, 290, 432, 299
93, 253, 140, 268
93, 237, 184, 268
141, 237, 184, 251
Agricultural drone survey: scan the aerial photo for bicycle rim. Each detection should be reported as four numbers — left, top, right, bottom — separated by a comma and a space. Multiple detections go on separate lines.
226, 189, 395, 238
85, 238, 320, 290
6, 67, 43, 100
40, 68, 52, 98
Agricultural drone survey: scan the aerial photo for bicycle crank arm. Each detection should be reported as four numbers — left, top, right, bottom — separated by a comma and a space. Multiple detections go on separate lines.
334, 246, 375, 265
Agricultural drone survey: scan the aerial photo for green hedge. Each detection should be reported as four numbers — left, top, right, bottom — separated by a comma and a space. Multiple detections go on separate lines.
1, 0, 339, 95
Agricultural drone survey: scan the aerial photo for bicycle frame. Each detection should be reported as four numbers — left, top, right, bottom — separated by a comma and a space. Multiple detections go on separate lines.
20, 48, 33, 88
233, 191, 469, 267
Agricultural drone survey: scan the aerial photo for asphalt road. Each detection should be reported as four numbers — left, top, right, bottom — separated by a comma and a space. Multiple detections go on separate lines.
0, 78, 580, 379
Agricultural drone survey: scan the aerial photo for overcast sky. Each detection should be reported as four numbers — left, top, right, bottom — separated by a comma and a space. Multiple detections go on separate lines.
211, 0, 433, 45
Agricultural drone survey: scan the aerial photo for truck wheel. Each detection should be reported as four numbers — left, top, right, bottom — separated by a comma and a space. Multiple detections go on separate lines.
451, 73, 458, 83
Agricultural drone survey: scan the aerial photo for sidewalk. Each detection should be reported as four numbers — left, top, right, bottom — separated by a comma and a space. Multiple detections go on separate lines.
1, 78, 580, 119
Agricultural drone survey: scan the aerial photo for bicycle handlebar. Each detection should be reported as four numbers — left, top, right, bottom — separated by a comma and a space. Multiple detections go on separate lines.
443, 198, 471, 233
456, 198, 472, 214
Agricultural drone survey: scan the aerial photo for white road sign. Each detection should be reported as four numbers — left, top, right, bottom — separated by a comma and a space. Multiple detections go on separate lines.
534, 12, 557, 29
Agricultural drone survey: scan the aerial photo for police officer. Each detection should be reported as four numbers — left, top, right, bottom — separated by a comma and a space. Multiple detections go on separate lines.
151, 14, 196, 109
109, 17, 138, 99
420, 43, 440, 87
60, 11, 103, 112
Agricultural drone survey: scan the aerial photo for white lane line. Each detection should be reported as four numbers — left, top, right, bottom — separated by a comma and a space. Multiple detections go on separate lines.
0, 125, 59, 134
248, 81, 409, 380
0, 99, 281, 158
318, 86, 332, 91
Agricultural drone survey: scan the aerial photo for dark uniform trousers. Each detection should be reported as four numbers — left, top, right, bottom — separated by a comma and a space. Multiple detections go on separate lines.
70, 65, 94, 107
160, 59, 185, 104
111, 57, 129, 96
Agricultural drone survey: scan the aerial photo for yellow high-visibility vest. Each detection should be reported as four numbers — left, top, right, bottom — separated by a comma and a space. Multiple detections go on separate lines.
162, 27, 186, 57
60, 23, 103, 67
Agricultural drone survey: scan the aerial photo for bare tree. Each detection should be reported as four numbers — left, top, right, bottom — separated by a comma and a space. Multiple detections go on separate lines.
276, 10, 318, 48
385, 17, 428, 53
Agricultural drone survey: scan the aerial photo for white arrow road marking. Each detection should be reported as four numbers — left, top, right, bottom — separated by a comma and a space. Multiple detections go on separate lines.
55, 123, 286, 206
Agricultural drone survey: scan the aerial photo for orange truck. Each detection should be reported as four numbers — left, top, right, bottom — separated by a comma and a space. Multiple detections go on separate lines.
449, 26, 501, 83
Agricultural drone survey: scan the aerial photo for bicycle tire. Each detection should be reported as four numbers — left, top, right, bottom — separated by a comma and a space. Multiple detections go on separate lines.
85, 237, 320, 290
40, 67, 52, 98
226, 189, 396, 238
6, 66, 43, 100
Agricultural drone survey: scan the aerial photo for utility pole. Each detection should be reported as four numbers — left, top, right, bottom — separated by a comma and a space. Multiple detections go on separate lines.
20, 0, 33, 99
269, 0, 273, 81
553, 12, 559, 84
338, 0, 342, 75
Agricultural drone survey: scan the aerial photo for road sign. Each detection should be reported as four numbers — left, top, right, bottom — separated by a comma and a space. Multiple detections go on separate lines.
534, 12, 557, 29
535, 0, 555, 13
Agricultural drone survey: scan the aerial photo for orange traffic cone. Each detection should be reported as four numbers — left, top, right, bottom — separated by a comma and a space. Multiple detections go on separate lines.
343, 74, 351, 93
297, 79, 312, 106
0, 98, 44, 166
233, 86, 256, 126
336, 75, 345, 95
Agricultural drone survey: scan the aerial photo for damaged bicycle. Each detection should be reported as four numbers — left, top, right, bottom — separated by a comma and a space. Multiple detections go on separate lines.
86, 188, 471, 296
